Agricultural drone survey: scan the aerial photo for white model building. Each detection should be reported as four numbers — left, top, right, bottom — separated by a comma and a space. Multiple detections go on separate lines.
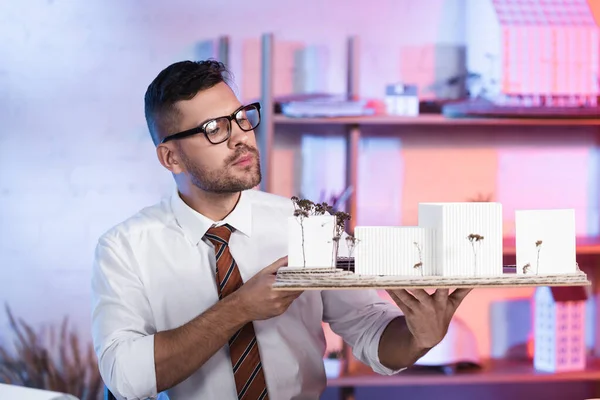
419, 202, 504, 277
288, 214, 337, 268
515, 209, 577, 275
354, 227, 435, 276
352, 202, 504, 277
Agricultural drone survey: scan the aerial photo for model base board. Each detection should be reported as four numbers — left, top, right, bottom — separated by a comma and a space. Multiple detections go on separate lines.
273, 267, 591, 290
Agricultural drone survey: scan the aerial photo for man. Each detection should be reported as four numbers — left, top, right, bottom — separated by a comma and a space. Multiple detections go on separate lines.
91, 60, 471, 400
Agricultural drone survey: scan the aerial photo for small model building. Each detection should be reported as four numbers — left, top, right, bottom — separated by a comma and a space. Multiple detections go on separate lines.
288, 197, 352, 268
516, 209, 577, 275
354, 226, 435, 276
418, 203, 504, 277
288, 214, 337, 268
533, 286, 588, 373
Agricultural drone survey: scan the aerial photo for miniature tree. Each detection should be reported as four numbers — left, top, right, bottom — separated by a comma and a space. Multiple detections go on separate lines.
345, 235, 358, 258
332, 210, 360, 262
291, 196, 356, 268
413, 242, 424, 276
467, 192, 494, 202
332, 211, 348, 262
291, 196, 314, 268
319, 204, 341, 267
535, 240, 543, 275
467, 233, 484, 276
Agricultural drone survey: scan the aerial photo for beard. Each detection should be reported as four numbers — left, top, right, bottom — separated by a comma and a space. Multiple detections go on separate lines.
180, 144, 262, 193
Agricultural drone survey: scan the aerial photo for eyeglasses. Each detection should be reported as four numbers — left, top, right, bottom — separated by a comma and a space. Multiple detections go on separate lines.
161, 102, 261, 145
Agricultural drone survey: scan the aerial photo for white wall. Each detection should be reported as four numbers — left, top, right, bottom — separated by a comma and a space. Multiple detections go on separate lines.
0, 0, 466, 345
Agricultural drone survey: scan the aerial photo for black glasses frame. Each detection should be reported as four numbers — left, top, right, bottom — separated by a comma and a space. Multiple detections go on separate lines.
160, 102, 261, 145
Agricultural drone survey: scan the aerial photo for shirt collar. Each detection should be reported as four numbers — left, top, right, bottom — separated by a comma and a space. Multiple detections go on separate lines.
170, 189, 253, 245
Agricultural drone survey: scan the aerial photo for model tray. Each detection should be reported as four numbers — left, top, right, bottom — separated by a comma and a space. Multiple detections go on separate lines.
273, 267, 591, 290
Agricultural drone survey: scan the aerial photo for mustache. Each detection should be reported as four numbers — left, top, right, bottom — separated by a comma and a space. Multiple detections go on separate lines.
226, 145, 259, 164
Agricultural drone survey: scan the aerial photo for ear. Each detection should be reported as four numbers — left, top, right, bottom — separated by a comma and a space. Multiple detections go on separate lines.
156, 143, 185, 174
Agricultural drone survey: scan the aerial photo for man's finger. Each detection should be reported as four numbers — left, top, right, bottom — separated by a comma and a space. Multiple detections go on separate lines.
433, 288, 450, 302
281, 290, 303, 299
408, 289, 432, 304
449, 288, 472, 308
387, 291, 413, 315
263, 256, 289, 274
387, 289, 419, 311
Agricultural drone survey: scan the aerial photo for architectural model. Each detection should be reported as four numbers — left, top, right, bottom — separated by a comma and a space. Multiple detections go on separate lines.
533, 286, 588, 373
279, 197, 590, 290
465, 0, 599, 107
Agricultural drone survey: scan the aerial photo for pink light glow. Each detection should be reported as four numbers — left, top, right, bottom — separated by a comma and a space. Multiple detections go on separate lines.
497, 146, 598, 236
493, 0, 599, 97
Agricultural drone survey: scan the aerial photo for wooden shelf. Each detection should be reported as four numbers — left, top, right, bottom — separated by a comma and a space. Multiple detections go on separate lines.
327, 358, 600, 387
503, 236, 600, 256
274, 114, 600, 127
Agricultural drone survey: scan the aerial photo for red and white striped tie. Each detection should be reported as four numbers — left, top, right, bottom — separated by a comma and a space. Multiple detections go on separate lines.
204, 224, 269, 400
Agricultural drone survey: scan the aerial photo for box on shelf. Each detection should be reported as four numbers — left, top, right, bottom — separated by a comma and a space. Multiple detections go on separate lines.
384, 83, 419, 116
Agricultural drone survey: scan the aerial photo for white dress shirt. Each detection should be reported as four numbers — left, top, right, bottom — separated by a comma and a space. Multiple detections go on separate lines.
91, 189, 404, 400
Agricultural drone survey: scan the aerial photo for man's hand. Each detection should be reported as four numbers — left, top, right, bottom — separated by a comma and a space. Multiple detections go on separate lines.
153, 256, 300, 393
386, 288, 471, 350
233, 256, 303, 321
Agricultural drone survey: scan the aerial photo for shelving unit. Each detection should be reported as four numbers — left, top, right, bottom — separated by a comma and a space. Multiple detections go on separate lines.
328, 358, 600, 399
274, 114, 600, 126
257, 32, 600, 232
255, 32, 600, 398
330, 357, 600, 387
258, 34, 363, 225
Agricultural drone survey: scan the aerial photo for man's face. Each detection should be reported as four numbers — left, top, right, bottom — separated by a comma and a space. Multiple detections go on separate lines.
167, 82, 261, 193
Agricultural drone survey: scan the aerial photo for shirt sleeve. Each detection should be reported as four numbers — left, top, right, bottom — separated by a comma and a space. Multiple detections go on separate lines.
91, 234, 158, 400
321, 288, 406, 376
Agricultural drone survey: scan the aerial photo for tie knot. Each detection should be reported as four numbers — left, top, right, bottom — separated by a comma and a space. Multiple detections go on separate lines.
205, 224, 233, 245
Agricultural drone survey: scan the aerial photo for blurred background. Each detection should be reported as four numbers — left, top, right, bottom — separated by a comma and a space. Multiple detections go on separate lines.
1, 0, 600, 399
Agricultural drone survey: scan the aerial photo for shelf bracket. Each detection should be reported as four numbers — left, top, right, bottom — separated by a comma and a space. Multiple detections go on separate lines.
258, 32, 274, 192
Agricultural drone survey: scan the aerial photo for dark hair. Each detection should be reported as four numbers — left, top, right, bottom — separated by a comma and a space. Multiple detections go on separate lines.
144, 60, 231, 145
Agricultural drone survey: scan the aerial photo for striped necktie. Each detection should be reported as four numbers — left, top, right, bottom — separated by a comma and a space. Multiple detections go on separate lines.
204, 224, 269, 400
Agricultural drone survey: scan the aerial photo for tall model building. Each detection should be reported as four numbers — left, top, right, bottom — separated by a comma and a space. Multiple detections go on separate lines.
466, 0, 599, 107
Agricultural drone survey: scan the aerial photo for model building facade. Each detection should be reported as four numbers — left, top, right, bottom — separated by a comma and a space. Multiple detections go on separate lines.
418, 202, 504, 277
354, 227, 435, 276
533, 286, 587, 373
466, 0, 599, 106
288, 214, 337, 268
